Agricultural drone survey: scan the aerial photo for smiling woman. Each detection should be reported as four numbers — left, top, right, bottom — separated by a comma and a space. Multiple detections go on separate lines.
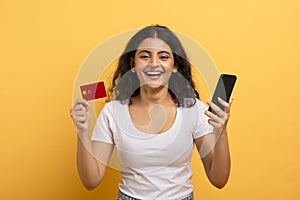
131, 38, 176, 94
133, 41, 175, 85
70, 25, 233, 200
110, 25, 198, 107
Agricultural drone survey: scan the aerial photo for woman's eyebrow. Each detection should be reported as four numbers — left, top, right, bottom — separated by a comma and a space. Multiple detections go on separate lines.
137, 50, 151, 54
157, 50, 171, 55
137, 50, 171, 55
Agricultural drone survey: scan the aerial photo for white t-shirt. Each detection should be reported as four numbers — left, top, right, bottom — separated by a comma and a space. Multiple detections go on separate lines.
92, 98, 213, 200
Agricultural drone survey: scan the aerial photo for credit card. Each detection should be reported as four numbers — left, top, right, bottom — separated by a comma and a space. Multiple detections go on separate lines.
80, 81, 107, 101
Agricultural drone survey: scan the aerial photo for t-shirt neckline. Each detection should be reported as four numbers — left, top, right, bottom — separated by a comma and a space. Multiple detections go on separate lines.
124, 102, 182, 137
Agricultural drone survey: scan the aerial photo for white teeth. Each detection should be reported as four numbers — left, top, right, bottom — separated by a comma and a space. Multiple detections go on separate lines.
145, 71, 163, 76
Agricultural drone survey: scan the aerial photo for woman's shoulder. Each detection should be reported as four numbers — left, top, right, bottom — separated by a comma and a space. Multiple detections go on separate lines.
183, 98, 207, 110
181, 98, 208, 118
101, 99, 128, 114
105, 99, 129, 106
194, 98, 208, 110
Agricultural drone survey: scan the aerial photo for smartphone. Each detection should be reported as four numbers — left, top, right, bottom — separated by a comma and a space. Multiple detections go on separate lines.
208, 74, 237, 114
80, 81, 107, 101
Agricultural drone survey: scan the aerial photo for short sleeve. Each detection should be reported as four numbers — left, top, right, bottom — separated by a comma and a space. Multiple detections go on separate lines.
91, 102, 114, 144
193, 99, 214, 139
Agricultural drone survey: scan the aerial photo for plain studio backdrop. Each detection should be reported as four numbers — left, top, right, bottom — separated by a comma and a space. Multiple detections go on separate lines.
0, 0, 299, 199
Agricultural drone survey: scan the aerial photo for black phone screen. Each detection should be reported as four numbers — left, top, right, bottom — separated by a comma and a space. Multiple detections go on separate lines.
208, 74, 237, 114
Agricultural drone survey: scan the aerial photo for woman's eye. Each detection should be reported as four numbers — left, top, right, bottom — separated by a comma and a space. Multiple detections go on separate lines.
160, 56, 170, 60
140, 55, 150, 59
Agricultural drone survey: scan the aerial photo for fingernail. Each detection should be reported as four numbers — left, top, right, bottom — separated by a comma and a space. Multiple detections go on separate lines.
206, 100, 210, 104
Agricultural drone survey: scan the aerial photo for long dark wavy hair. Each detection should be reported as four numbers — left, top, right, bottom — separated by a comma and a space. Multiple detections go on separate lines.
108, 25, 200, 107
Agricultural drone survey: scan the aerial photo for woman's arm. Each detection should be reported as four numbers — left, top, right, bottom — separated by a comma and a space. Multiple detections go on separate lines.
195, 97, 233, 189
195, 130, 230, 189
76, 133, 113, 190
71, 99, 113, 190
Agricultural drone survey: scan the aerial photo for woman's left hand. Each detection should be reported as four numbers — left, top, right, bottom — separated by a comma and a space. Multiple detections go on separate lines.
204, 97, 234, 134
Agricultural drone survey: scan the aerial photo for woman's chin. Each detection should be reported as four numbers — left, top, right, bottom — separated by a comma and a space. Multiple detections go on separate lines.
141, 82, 168, 90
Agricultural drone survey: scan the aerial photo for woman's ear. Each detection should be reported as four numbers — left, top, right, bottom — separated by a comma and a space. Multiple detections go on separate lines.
172, 63, 178, 73
130, 57, 136, 72
130, 57, 135, 68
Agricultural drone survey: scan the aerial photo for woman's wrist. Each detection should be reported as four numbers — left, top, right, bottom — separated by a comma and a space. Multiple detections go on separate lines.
221, 128, 228, 136
77, 129, 91, 142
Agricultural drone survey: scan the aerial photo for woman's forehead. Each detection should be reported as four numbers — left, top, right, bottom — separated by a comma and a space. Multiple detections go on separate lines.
137, 38, 172, 52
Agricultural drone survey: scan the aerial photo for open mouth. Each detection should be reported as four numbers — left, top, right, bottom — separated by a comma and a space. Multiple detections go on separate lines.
144, 71, 164, 77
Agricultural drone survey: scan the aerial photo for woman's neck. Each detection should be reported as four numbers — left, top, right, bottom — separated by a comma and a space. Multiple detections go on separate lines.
134, 85, 174, 107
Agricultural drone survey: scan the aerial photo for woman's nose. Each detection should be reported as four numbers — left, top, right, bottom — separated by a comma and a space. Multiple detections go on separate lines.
149, 55, 160, 67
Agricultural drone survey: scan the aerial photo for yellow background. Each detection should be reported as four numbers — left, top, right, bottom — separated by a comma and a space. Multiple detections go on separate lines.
1, 0, 299, 199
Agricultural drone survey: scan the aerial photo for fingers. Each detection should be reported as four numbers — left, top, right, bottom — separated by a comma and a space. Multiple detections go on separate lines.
71, 110, 86, 116
206, 99, 224, 117
205, 97, 234, 132
70, 99, 91, 133
204, 110, 224, 127
73, 99, 89, 110
74, 99, 89, 109
207, 97, 234, 116
205, 109, 226, 133
226, 98, 234, 113
75, 98, 89, 107
217, 97, 233, 114
217, 97, 229, 108
71, 115, 88, 123
208, 118, 223, 129
74, 104, 87, 112
70, 99, 90, 117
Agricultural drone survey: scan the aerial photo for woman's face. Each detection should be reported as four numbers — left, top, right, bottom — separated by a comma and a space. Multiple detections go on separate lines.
132, 37, 177, 89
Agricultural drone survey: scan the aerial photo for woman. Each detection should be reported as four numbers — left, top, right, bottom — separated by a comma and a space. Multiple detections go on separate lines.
70, 25, 233, 200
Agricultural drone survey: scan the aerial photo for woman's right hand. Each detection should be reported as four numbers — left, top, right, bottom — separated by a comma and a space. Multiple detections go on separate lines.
70, 99, 92, 135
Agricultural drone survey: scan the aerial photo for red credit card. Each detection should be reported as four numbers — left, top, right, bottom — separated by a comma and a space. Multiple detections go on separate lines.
80, 81, 107, 101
